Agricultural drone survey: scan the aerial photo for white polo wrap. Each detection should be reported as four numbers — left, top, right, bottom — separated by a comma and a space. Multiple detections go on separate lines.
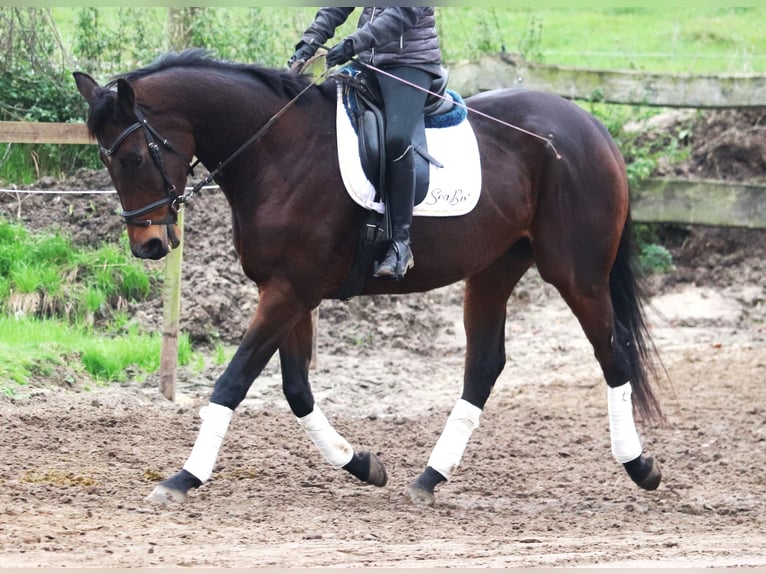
183, 402, 234, 483
427, 398, 482, 481
607, 382, 643, 463
297, 405, 354, 469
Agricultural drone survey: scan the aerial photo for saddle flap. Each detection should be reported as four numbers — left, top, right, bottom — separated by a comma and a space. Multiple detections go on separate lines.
358, 110, 382, 199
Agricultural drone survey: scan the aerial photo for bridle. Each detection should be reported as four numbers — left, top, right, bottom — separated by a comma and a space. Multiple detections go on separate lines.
98, 107, 192, 247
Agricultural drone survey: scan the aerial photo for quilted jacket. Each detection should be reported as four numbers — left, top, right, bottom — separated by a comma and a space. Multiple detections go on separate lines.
299, 7, 442, 75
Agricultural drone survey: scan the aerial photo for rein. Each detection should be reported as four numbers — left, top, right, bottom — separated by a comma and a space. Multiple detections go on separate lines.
106, 53, 561, 240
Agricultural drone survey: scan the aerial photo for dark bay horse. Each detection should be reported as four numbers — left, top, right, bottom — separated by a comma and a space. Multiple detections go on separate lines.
74, 50, 663, 506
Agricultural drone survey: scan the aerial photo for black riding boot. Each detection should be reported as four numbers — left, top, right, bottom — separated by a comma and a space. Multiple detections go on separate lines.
374, 146, 416, 280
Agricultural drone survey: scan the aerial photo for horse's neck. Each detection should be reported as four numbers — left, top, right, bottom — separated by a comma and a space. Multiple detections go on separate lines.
187, 79, 329, 190
191, 85, 280, 166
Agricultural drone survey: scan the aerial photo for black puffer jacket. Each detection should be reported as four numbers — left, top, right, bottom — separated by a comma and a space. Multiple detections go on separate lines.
299, 7, 442, 75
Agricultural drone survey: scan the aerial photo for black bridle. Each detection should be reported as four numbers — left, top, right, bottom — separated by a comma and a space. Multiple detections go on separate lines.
98, 108, 192, 241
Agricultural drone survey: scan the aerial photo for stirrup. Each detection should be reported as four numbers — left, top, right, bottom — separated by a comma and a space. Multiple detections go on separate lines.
374, 242, 413, 280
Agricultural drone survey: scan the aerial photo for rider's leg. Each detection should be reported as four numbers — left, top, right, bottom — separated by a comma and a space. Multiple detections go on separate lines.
373, 66, 433, 280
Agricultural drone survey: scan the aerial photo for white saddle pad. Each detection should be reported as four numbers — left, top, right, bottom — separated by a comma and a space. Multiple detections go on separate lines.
336, 86, 482, 217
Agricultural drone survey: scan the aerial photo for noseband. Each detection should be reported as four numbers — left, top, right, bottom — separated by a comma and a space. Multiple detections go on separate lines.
98, 108, 193, 246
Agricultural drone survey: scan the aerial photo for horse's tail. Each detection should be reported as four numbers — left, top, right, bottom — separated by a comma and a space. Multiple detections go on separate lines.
609, 209, 665, 423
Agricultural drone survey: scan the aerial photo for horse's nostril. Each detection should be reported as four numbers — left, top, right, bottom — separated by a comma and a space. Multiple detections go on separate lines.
137, 238, 167, 260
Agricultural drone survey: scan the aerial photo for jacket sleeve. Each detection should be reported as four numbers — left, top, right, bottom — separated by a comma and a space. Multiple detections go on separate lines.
300, 7, 356, 47
348, 7, 424, 53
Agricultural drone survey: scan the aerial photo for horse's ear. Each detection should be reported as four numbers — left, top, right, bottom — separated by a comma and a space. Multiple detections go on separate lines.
116, 78, 136, 114
73, 71, 100, 105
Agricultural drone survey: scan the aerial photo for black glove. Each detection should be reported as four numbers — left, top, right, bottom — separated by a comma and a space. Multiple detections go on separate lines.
325, 39, 355, 68
287, 40, 318, 71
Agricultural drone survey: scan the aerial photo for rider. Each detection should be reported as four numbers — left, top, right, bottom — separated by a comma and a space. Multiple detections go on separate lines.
288, 7, 443, 280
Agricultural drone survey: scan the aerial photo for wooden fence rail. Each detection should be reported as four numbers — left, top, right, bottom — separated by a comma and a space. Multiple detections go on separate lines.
0, 121, 90, 144
448, 54, 766, 108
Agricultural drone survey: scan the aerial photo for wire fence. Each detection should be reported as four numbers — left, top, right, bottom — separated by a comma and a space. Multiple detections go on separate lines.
0, 185, 219, 195
0, 189, 115, 194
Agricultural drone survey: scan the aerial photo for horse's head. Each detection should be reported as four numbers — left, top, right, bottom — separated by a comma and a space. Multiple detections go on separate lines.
74, 72, 193, 260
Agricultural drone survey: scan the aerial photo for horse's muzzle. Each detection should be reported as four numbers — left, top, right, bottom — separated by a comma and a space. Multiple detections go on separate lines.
132, 237, 168, 260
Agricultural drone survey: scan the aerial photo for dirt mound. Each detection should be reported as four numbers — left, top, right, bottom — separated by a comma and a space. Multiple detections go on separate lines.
631, 107, 766, 183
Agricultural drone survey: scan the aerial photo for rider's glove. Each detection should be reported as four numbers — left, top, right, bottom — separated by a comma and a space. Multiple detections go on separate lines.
325, 39, 355, 68
287, 40, 318, 71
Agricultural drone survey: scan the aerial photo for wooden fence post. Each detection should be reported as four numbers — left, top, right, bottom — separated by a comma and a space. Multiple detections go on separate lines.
159, 209, 184, 401
156, 6, 199, 401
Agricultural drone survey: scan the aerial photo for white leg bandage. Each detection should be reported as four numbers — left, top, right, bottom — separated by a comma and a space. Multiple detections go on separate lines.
297, 405, 354, 469
607, 382, 642, 463
426, 398, 482, 480
183, 402, 234, 483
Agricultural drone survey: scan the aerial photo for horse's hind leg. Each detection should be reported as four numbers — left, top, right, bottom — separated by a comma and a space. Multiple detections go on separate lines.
408, 241, 533, 505
535, 225, 662, 491
280, 310, 387, 487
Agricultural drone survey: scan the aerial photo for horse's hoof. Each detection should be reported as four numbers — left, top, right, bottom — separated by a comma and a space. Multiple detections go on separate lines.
406, 482, 435, 506
145, 484, 187, 506
637, 457, 662, 490
624, 455, 662, 491
405, 466, 445, 505
364, 451, 388, 487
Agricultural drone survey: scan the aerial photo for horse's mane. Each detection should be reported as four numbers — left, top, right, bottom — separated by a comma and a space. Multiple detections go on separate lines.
110, 48, 313, 97
87, 48, 319, 137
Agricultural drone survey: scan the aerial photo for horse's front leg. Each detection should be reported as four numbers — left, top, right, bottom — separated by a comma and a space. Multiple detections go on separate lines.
146, 284, 306, 505
280, 310, 387, 487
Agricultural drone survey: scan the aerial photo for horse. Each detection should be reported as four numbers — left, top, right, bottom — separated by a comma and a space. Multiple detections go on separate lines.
74, 49, 664, 507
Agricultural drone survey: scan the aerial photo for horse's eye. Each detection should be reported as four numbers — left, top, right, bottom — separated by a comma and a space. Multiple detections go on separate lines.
120, 153, 144, 171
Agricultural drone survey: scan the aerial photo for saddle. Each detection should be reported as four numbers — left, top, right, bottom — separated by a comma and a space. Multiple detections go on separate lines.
338, 65, 465, 205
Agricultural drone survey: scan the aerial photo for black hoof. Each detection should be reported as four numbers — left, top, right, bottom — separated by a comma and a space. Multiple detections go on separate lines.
343, 451, 388, 486
145, 469, 202, 506
406, 466, 446, 506
364, 451, 388, 487
624, 455, 662, 490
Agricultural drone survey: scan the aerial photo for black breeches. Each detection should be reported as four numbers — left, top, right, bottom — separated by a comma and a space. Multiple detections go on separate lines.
375, 66, 433, 158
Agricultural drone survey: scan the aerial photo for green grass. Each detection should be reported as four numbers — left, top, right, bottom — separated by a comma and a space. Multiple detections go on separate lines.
46, 7, 766, 75
436, 7, 766, 74
0, 218, 199, 394
0, 316, 193, 396
0, 218, 153, 322
0, 143, 101, 185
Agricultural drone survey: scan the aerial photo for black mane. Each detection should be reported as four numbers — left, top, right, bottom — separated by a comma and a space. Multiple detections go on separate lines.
110, 48, 313, 98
